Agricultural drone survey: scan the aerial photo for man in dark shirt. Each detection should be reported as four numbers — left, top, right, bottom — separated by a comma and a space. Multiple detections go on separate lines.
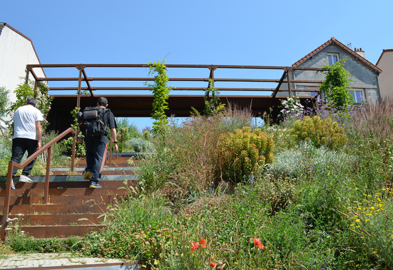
84, 97, 118, 188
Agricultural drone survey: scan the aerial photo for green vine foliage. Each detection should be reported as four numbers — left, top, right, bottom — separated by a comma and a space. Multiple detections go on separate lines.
9, 80, 53, 131
318, 59, 354, 109
191, 79, 225, 116
147, 59, 172, 137
63, 106, 86, 156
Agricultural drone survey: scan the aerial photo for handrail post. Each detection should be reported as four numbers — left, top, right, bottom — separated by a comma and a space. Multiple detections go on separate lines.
44, 146, 52, 204
71, 133, 76, 173
1, 162, 14, 241
120, 129, 123, 154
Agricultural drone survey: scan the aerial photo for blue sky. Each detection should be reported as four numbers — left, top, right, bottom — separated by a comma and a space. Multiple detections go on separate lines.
2, 0, 393, 130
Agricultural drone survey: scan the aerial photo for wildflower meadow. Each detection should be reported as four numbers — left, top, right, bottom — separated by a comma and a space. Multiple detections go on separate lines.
5, 97, 393, 270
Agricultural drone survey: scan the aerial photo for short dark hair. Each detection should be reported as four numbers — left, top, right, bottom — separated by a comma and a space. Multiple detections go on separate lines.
97, 97, 108, 106
26, 97, 38, 106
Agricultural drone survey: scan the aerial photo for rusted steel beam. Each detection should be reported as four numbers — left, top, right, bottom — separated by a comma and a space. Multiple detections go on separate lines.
272, 70, 287, 98
81, 69, 94, 97
44, 146, 52, 204
287, 69, 293, 96
25, 67, 30, 85
27, 63, 326, 71
48, 86, 318, 92
29, 68, 39, 82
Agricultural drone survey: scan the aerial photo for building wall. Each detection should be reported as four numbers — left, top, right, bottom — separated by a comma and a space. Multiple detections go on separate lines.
285, 43, 380, 103
0, 25, 45, 104
377, 51, 393, 99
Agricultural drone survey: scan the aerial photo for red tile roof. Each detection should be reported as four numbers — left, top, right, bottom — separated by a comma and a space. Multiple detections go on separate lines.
292, 37, 382, 73
376, 49, 393, 66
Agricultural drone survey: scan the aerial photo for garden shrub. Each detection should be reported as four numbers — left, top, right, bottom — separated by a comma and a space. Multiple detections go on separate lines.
217, 126, 274, 183
125, 137, 153, 152
269, 141, 357, 179
290, 116, 347, 150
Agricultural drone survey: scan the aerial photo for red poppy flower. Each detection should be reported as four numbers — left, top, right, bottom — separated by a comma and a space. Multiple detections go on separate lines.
199, 238, 207, 248
210, 262, 216, 267
254, 238, 263, 249
191, 241, 199, 252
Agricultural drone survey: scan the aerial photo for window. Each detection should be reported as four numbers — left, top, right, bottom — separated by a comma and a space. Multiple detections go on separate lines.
328, 53, 339, 65
350, 89, 365, 103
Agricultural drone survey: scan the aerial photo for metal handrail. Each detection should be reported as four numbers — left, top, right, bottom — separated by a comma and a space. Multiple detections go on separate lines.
1, 127, 76, 241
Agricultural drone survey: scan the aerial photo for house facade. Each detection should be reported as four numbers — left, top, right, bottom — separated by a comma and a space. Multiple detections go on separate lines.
376, 49, 393, 99
283, 37, 382, 104
0, 23, 45, 104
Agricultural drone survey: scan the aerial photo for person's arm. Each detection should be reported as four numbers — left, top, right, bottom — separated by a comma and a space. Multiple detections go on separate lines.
110, 127, 118, 153
36, 121, 42, 150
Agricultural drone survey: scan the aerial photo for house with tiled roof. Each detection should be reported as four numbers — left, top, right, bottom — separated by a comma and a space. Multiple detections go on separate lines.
376, 49, 393, 99
286, 37, 382, 104
0, 23, 45, 104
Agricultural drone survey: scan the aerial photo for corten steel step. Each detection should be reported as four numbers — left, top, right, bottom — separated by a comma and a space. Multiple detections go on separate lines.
1, 180, 136, 238
0, 180, 138, 190
20, 225, 107, 238
2, 204, 107, 215
1, 213, 103, 225
0, 195, 121, 205
0, 187, 128, 197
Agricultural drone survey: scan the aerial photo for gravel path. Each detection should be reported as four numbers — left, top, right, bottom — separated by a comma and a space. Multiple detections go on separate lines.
0, 253, 129, 268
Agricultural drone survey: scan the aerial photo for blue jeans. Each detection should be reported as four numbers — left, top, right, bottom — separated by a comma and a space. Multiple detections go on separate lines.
85, 135, 107, 183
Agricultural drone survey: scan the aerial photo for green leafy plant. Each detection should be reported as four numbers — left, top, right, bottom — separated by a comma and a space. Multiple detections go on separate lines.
9, 81, 53, 131
289, 116, 347, 150
217, 126, 274, 183
146, 59, 172, 137
191, 79, 225, 116
318, 59, 354, 109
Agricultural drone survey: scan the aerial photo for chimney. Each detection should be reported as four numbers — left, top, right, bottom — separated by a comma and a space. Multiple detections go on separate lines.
354, 47, 366, 58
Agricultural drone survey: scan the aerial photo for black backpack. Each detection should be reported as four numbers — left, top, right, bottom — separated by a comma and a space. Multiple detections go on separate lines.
77, 107, 110, 137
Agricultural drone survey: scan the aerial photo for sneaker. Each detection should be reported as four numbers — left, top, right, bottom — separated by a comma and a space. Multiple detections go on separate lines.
89, 182, 102, 189
6, 182, 15, 190
19, 175, 33, 183
84, 170, 92, 181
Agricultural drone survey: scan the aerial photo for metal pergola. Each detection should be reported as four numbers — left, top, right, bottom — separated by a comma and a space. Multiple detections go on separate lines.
24, 64, 325, 131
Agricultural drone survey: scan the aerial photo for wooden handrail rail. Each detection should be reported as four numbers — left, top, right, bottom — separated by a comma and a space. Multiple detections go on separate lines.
1, 127, 76, 241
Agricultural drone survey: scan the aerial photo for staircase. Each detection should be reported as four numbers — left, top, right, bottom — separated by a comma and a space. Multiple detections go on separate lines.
0, 153, 139, 238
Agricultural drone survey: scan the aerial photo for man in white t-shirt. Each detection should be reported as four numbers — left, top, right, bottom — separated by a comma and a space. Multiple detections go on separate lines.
9, 97, 43, 189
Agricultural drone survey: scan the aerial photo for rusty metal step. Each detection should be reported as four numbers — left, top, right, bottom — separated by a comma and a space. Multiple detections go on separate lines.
1, 204, 107, 215
3, 213, 104, 225
20, 225, 106, 238
0, 187, 128, 197
0, 180, 137, 190
0, 194, 123, 205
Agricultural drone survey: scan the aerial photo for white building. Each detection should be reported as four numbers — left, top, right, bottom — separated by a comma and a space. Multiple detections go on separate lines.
0, 23, 45, 104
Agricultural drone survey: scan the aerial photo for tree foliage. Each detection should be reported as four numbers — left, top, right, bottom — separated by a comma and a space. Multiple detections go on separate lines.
9, 80, 53, 130
146, 59, 172, 137
318, 59, 354, 109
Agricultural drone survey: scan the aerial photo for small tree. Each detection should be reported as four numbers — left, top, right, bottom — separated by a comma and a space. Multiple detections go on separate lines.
318, 59, 354, 109
9, 80, 53, 131
146, 59, 172, 137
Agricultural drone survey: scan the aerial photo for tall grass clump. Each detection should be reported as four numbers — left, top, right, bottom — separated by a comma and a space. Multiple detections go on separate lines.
136, 107, 253, 198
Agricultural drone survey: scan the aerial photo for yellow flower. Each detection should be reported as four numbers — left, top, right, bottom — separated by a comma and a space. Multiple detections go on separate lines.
373, 251, 378, 254
365, 219, 369, 222
356, 219, 360, 222
350, 224, 354, 226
